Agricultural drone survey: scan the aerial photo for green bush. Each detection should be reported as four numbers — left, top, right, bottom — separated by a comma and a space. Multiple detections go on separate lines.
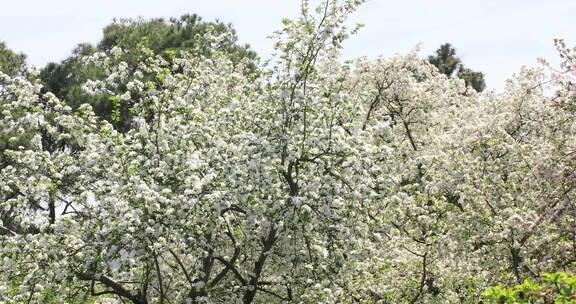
483, 272, 576, 303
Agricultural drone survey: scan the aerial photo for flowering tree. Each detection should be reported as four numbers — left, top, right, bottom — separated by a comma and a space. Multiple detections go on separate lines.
1, 1, 576, 303
39, 15, 257, 133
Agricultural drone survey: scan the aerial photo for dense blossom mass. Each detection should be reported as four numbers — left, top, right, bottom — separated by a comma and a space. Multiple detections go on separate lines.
1, 1, 576, 303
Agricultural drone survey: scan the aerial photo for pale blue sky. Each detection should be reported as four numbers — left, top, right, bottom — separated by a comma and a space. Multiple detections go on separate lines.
1, 0, 575, 90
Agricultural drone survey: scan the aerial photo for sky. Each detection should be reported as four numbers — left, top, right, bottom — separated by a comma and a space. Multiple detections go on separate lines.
1, 0, 575, 91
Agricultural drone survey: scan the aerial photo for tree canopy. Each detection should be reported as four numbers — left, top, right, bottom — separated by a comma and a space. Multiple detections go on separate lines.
0, 41, 26, 77
428, 43, 486, 92
1, 1, 576, 303
39, 14, 258, 132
